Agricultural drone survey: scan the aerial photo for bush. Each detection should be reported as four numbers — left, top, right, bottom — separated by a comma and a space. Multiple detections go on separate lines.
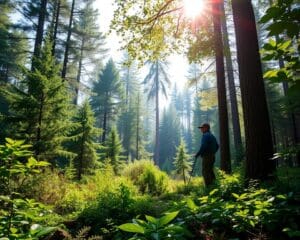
122, 160, 170, 195
174, 177, 205, 196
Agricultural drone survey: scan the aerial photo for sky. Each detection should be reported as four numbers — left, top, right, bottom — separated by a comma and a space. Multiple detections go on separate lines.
94, 0, 190, 95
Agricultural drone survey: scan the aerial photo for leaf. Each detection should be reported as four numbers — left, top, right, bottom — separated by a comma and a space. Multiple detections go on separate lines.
159, 211, 179, 226
186, 198, 197, 210
232, 193, 239, 199
267, 21, 286, 36
259, 6, 282, 23
35, 227, 57, 237
145, 215, 158, 224
209, 189, 218, 196
119, 223, 145, 233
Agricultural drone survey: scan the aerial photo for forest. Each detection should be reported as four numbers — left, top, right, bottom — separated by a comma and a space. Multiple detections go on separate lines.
0, 0, 299, 239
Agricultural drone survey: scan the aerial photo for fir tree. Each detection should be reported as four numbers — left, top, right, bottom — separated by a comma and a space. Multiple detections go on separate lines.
91, 59, 123, 142
102, 126, 124, 175
68, 100, 101, 180
173, 139, 192, 184
2, 36, 72, 163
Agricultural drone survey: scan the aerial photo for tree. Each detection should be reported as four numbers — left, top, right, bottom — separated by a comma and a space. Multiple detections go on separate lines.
212, 0, 231, 173
173, 138, 192, 184
143, 60, 170, 166
102, 126, 124, 175
231, 0, 275, 179
2, 36, 72, 163
159, 105, 181, 170
260, 0, 300, 165
72, 0, 107, 105
31, 0, 48, 71
91, 59, 123, 143
68, 101, 101, 180
220, 1, 243, 163
61, 0, 76, 80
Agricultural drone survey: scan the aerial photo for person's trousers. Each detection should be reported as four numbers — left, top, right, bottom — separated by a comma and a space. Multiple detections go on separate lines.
202, 154, 216, 186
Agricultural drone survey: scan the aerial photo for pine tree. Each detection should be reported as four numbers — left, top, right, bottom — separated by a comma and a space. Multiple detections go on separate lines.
102, 126, 124, 175
143, 60, 170, 166
72, 0, 107, 104
91, 59, 123, 142
2, 36, 72, 163
174, 138, 192, 184
68, 100, 101, 180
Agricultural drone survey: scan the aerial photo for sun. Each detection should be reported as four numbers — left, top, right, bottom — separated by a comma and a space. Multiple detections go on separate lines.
183, 0, 205, 18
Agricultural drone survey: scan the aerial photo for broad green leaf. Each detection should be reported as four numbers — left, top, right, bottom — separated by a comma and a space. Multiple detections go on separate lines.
268, 21, 286, 36
159, 211, 179, 226
119, 223, 145, 233
186, 198, 197, 210
232, 193, 239, 199
145, 215, 158, 224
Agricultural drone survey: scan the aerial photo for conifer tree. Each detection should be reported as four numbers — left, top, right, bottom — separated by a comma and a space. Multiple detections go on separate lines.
174, 138, 192, 184
159, 105, 181, 170
102, 126, 124, 175
3, 36, 72, 163
68, 100, 101, 180
91, 59, 123, 142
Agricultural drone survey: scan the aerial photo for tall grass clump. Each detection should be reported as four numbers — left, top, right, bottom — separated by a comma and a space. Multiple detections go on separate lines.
122, 160, 170, 196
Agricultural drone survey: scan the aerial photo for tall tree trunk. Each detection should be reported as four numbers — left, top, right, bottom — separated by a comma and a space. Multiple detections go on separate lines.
220, 1, 243, 163
213, 0, 231, 173
51, 0, 61, 56
231, 0, 275, 179
136, 93, 140, 160
61, 0, 75, 80
102, 92, 109, 143
74, 37, 85, 105
154, 61, 160, 166
36, 94, 45, 158
31, 0, 48, 71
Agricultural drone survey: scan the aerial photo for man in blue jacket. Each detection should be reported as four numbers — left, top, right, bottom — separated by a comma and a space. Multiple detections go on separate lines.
195, 123, 219, 186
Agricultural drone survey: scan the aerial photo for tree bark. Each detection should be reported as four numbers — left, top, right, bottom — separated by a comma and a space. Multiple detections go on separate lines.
231, 0, 275, 179
51, 0, 61, 56
220, 1, 243, 163
31, 0, 48, 71
61, 0, 75, 80
74, 37, 85, 105
212, 0, 231, 173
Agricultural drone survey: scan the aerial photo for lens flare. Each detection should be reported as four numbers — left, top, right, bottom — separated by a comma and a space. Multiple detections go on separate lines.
183, 0, 204, 18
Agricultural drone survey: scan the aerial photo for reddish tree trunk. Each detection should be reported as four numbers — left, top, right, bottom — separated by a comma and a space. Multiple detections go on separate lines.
231, 0, 275, 179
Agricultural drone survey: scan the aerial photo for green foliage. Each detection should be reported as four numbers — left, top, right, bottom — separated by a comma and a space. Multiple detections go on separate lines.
1, 36, 73, 163
68, 101, 101, 180
159, 105, 181, 170
119, 211, 190, 240
182, 186, 300, 239
91, 59, 123, 141
79, 181, 138, 237
260, 0, 300, 110
0, 138, 57, 239
173, 139, 192, 183
122, 160, 170, 195
64, 226, 102, 240
101, 126, 124, 174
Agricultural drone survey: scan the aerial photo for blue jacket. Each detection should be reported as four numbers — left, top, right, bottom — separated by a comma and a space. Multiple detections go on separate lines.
196, 131, 219, 158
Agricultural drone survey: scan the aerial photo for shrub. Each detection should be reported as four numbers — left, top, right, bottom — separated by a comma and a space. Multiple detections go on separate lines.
122, 160, 170, 195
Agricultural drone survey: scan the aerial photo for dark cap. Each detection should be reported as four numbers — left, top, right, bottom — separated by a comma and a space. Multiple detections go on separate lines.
198, 123, 210, 129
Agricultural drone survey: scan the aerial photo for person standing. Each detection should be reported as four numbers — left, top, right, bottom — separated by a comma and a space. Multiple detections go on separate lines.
195, 123, 219, 186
